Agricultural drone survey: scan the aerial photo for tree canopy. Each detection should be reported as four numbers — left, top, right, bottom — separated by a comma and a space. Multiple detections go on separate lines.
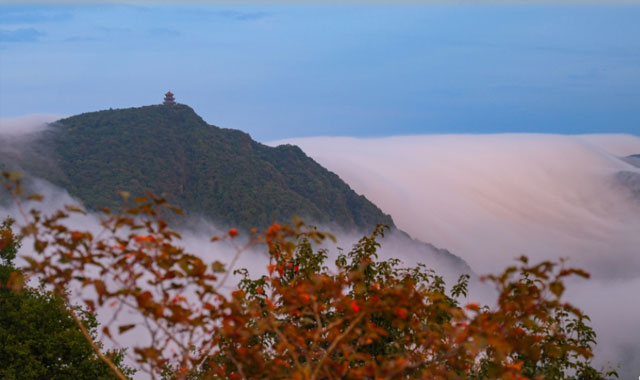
0, 217, 134, 380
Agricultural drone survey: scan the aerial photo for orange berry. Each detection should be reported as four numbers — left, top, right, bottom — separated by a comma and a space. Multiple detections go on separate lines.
395, 307, 408, 319
228, 228, 238, 237
267, 222, 281, 235
350, 301, 360, 313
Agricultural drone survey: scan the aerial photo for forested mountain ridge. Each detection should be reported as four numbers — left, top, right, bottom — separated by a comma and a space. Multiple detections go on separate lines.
12, 103, 394, 232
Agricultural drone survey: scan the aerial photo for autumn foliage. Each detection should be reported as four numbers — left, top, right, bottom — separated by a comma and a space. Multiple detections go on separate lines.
1, 172, 616, 380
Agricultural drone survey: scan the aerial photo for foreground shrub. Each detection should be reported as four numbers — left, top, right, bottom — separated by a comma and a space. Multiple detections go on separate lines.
1, 172, 616, 380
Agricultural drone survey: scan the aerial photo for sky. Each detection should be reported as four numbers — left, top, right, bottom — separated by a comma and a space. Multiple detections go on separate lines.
1, 3, 639, 140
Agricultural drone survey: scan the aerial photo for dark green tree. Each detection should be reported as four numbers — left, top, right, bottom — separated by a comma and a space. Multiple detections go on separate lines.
0, 218, 135, 380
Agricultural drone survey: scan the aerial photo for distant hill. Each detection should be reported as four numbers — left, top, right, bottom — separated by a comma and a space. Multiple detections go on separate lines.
618, 154, 640, 201
622, 154, 640, 168
5, 103, 394, 232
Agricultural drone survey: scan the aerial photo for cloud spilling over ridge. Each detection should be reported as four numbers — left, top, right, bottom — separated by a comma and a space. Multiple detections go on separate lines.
0, 114, 63, 136
271, 133, 640, 376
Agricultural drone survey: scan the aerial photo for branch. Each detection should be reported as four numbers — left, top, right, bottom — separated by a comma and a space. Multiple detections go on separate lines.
269, 315, 305, 374
68, 306, 128, 380
310, 312, 365, 380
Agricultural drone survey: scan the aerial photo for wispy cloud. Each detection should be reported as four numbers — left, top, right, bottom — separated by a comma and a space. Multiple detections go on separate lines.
0, 7, 72, 25
147, 27, 181, 38
63, 35, 98, 43
214, 10, 269, 22
0, 27, 44, 42
160, 8, 270, 23
0, 114, 63, 135
94, 25, 132, 34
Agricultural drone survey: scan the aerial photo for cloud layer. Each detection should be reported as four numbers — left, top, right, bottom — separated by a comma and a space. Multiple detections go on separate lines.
273, 133, 640, 376
273, 134, 640, 275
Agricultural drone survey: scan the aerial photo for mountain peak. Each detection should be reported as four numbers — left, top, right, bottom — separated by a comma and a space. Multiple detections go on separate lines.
29, 104, 395, 232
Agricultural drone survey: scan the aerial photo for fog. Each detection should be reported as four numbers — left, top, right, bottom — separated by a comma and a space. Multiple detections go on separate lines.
272, 133, 640, 376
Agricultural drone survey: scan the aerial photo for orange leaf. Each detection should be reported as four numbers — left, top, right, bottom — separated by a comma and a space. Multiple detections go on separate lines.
134, 235, 155, 242
118, 324, 136, 334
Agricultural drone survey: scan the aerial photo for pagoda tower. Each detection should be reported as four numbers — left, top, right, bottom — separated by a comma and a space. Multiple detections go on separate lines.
163, 91, 176, 106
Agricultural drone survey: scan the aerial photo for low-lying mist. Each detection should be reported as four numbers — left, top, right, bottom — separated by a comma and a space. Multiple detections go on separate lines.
272, 133, 640, 377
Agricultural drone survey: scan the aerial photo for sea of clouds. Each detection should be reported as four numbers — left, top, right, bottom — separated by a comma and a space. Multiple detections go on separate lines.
272, 133, 640, 377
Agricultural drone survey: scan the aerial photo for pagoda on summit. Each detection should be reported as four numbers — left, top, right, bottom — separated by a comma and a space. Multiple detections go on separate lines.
163, 91, 176, 106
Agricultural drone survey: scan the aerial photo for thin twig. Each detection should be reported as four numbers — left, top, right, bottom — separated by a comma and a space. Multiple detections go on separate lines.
68, 306, 128, 380
310, 313, 365, 380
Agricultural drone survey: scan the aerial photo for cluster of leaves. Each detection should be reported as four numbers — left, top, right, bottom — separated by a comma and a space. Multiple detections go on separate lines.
200, 227, 615, 380
3, 104, 393, 231
1, 172, 616, 380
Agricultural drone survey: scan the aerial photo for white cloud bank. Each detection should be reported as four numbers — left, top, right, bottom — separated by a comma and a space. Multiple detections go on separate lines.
272, 134, 640, 277
272, 133, 640, 376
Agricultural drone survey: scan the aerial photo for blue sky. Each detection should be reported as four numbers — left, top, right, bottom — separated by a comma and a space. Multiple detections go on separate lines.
0, 3, 639, 140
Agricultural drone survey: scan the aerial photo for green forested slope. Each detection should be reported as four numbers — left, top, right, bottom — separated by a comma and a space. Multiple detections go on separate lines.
32, 104, 393, 231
